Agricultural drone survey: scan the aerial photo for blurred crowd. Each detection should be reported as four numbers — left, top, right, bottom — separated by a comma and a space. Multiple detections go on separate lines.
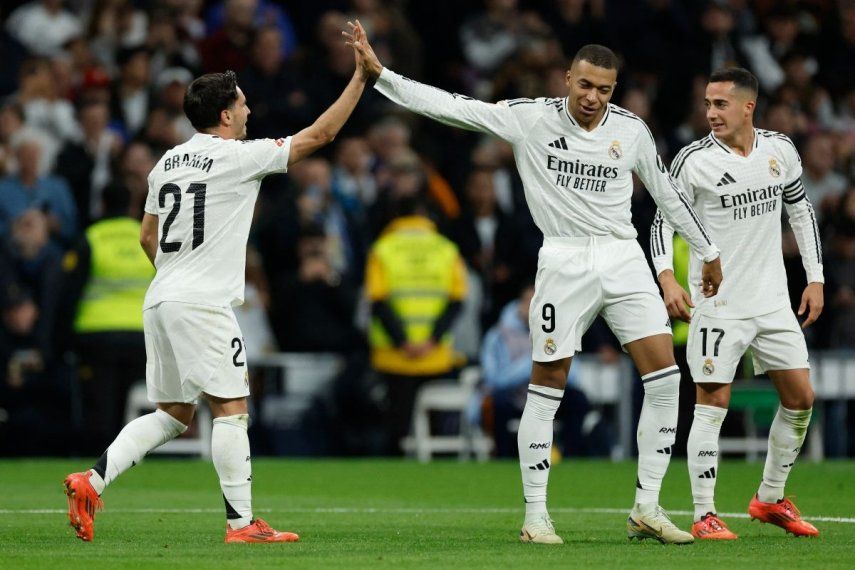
1, 0, 854, 457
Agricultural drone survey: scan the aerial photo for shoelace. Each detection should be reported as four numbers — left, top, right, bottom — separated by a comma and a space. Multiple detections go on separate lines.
529, 515, 556, 533
652, 506, 677, 528
252, 519, 275, 535
704, 516, 724, 531
780, 498, 801, 519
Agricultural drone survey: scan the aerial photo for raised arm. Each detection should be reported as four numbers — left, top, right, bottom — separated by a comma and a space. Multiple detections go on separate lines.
347, 20, 525, 143
635, 130, 722, 296
287, 22, 370, 166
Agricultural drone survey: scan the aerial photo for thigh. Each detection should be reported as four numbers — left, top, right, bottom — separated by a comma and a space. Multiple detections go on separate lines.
158, 303, 249, 402
600, 242, 672, 347
530, 246, 601, 362
144, 306, 185, 403
686, 313, 752, 384
750, 308, 810, 376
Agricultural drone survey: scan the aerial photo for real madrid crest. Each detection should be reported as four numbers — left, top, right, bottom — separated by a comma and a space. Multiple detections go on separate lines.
768, 158, 781, 178
608, 140, 622, 160
544, 338, 557, 356
702, 358, 715, 376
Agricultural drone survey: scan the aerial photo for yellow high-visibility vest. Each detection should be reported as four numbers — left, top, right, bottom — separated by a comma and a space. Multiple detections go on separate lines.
74, 217, 154, 333
366, 216, 467, 375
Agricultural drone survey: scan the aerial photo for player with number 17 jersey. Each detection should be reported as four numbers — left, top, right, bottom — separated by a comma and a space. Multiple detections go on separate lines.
143, 135, 290, 310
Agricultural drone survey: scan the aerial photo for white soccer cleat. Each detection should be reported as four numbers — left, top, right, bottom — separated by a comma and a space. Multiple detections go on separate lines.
520, 513, 564, 544
627, 503, 694, 544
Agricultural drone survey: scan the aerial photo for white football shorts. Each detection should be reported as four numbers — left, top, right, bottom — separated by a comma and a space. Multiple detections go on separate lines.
529, 236, 671, 362
143, 301, 250, 403
686, 305, 810, 383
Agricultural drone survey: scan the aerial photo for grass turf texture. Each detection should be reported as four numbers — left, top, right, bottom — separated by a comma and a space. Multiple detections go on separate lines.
1, 459, 854, 568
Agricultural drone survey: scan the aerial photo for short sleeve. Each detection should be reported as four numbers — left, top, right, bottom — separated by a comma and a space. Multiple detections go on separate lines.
237, 136, 292, 180
144, 173, 158, 215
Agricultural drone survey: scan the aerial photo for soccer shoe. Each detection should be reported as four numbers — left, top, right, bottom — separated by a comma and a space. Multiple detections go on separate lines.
627, 504, 694, 544
224, 518, 300, 543
748, 495, 819, 537
691, 513, 738, 540
63, 472, 103, 542
519, 514, 564, 544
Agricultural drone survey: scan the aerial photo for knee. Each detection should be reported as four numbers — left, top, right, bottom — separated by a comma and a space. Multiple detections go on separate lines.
697, 385, 730, 409
781, 387, 815, 411
643, 368, 680, 405
531, 359, 570, 390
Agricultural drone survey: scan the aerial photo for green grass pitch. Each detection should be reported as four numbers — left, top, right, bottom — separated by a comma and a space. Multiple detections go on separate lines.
1, 458, 854, 568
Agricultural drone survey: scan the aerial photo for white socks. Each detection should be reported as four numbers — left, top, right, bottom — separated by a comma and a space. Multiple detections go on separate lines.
758, 406, 812, 503
518, 384, 563, 519
687, 404, 727, 520
635, 366, 680, 505
212, 414, 254, 530
89, 409, 187, 495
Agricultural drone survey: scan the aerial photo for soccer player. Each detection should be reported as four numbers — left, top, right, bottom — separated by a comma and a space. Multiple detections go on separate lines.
346, 22, 722, 544
63, 23, 373, 543
651, 68, 823, 539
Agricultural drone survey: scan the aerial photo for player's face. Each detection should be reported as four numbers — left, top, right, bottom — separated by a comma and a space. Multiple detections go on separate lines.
228, 87, 251, 140
705, 81, 754, 139
565, 60, 617, 126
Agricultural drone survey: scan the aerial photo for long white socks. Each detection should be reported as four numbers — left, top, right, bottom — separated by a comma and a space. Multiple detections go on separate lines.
687, 404, 727, 520
757, 406, 812, 503
212, 414, 254, 530
89, 409, 187, 494
518, 384, 563, 520
635, 366, 680, 505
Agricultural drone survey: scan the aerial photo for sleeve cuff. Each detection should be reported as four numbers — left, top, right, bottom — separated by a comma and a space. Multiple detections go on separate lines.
698, 246, 720, 263
806, 267, 824, 284
374, 67, 394, 90
652, 260, 674, 277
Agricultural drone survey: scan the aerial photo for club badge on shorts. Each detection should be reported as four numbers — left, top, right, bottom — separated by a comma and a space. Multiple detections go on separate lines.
544, 338, 557, 356
608, 140, 622, 160
768, 158, 781, 177
703, 357, 715, 376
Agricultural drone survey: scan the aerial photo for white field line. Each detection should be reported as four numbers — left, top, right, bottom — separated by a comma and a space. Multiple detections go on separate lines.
1, 506, 854, 524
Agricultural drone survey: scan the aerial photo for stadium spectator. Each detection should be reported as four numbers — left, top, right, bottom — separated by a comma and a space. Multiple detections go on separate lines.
366, 194, 467, 454
474, 282, 590, 457
802, 133, 848, 213
116, 140, 156, 219
0, 132, 77, 246
55, 99, 123, 228
110, 46, 152, 137
5, 0, 82, 58
15, 57, 79, 144
199, 0, 259, 73
825, 187, 855, 349
65, 184, 154, 454
238, 26, 314, 140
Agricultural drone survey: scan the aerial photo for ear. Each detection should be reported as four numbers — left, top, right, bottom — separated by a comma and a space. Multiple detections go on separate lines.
744, 99, 756, 116
220, 108, 232, 127
565, 69, 572, 86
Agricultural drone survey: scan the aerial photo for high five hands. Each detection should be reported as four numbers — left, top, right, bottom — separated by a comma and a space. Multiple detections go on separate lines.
342, 20, 383, 80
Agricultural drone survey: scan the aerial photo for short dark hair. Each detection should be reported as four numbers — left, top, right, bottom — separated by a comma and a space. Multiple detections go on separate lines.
572, 44, 619, 70
183, 71, 239, 132
709, 67, 759, 98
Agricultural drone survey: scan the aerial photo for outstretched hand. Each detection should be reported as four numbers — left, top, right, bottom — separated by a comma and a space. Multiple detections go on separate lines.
342, 20, 383, 80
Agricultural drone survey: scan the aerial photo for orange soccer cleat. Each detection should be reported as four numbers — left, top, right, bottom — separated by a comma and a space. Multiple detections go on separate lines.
748, 495, 819, 537
224, 518, 300, 543
63, 472, 103, 542
691, 513, 738, 540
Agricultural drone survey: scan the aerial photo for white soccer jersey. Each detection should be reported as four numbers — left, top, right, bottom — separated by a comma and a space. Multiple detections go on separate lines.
650, 129, 823, 319
143, 133, 291, 309
374, 69, 719, 261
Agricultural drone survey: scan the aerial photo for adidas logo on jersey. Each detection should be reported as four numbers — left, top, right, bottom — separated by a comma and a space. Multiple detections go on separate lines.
548, 136, 568, 150
716, 172, 736, 186
699, 467, 717, 479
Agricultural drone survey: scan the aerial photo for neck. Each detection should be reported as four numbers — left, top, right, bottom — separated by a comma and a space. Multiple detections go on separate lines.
20, 172, 37, 187
718, 125, 755, 157
203, 126, 234, 140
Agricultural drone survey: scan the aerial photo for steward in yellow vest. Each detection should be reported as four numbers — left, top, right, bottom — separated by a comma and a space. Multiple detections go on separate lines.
366, 214, 468, 376
65, 185, 154, 453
